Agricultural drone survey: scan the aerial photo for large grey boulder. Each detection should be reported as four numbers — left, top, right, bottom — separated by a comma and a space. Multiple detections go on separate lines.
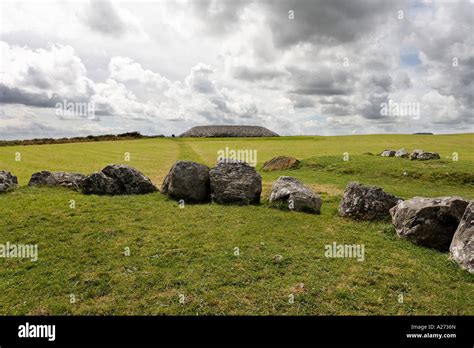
28, 171, 85, 190
390, 197, 469, 250
269, 176, 322, 214
209, 160, 261, 205
410, 149, 440, 160
81, 172, 121, 195
162, 161, 210, 202
338, 182, 400, 220
0, 171, 18, 193
395, 149, 408, 158
81, 164, 156, 195
380, 150, 396, 157
450, 202, 473, 273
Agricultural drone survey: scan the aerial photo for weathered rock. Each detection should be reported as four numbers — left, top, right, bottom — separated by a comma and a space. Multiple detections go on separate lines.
162, 161, 210, 202
380, 150, 396, 157
450, 202, 474, 273
395, 149, 408, 158
81, 164, 156, 195
209, 160, 261, 205
390, 197, 469, 250
28, 171, 85, 189
410, 149, 440, 160
338, 182, 400, 220
262, 156, 300, 171
269, 176, 322, 214
81, 172, 121, 195
0, 171, 18, 193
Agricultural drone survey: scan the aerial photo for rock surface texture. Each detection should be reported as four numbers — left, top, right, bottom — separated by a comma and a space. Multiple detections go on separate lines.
395, 149, 408, 158
209, 161, 262, 205
390, 197, 469, 250
81, 164, 156, 195
449, 202, 474, 273
0, 171, 18, 193
269, 176, 322, 214
28, 171, 85, 189
380, 150, 396, 157
262, 156, 300, 171
162, 160, 210, 202
410, 149, 440, 160
180, 125, 279, 137
338, 182, 400, 220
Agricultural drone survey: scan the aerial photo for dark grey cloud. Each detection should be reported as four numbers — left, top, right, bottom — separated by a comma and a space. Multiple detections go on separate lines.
393, 71, 412, 89
369, 74, 393, 93
291, 87, 348, 96
24, 67, 52, 89
321, 104, 352, 116
191, 0, 250, 35
0, 84, 61, 108
210, 96, 230, 114
287, 67, 353, 96
358, 94, 389, 120
290, 95, 315, 108
191, 0, 403, 48
264, 0, 404, 48
233, 66, 288, 82
82, 0, 128, 37
319, 96, 352, 116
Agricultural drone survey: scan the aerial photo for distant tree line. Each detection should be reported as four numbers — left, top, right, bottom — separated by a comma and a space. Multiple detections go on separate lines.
0, 132, 165, 147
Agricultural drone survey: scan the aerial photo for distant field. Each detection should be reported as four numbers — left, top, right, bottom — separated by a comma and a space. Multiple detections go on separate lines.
0, 134, 473, 315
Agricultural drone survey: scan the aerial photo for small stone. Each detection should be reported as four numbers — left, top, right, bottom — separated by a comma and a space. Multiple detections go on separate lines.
273, 254, 283, 263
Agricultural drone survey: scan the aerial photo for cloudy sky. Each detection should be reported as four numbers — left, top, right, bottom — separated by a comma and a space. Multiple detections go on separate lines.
0, 0, 473, 139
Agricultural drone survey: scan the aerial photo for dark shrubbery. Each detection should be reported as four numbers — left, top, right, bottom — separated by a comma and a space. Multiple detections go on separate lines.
0, 132, 165, 147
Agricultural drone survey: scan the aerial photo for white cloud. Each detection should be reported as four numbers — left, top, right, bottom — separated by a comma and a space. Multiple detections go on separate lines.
0, 41, 93, 100
108, 56, 170, 90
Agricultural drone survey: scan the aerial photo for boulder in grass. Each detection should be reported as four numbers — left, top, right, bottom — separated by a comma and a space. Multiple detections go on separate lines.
262, 156, 300, 171
28, 171, 85, 190
449, 202, 474, 273
81, 172, 121, 195
0, 171, 18, 193
380, 150, 396, 157
209, 160, 261, 205
395, 149, 408, 158
161, 160, 210, 203
390, 197, 469, 251
101, 164, 157, 194
81, 164, 157, 195
269, 176, 322, 214
410, 149, 440, 160
338, 182, 400, 220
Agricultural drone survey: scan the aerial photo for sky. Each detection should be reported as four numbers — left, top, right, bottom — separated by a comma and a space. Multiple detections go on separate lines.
0, 0, 473, 139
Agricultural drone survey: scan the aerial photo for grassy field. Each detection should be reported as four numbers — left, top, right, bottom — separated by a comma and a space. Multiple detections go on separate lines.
0, 134, 473, 315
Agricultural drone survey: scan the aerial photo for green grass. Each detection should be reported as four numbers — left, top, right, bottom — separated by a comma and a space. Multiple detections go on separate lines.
0, 134, 473, 315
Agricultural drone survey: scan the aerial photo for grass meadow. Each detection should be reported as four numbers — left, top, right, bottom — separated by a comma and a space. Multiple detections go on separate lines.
0, 134, 473, 315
